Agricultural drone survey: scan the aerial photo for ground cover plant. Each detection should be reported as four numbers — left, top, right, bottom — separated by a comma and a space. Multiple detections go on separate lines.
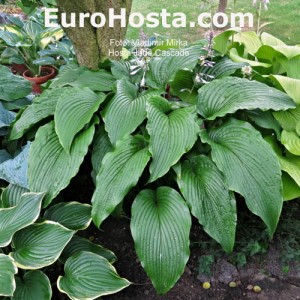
0, 22, 299, 299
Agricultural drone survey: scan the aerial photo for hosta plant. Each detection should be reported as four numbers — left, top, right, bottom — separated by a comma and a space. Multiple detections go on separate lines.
4, 32, 299, 298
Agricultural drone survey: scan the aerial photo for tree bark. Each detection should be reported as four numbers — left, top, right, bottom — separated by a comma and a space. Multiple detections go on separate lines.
56, 0, 132, 69
217, 0, 228, 25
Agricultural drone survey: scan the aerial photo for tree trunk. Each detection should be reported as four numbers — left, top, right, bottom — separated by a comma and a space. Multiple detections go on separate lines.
217, 0, 228, 25
56, 0, 132, 69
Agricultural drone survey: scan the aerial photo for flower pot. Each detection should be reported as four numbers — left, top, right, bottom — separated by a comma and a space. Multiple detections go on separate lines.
23, 66, 56, 94
11, 63, 27, 75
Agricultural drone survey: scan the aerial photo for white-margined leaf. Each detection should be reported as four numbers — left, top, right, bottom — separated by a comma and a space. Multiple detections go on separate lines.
57, 251, 130, 300
10, 221, 74, 269
0, 254, 17, 297
131, 187, 191, 294
0, 184, 28, 208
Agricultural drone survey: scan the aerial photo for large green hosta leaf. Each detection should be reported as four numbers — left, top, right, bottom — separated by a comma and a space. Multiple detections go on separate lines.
0, 192, 44, 247
28, 120, 96, 207
92, 135, 150, 227
282, 172, 300, 201
10, 221, 74, 269
44, 202, 92, 230
50, 67, 116, 92
13, 271, 52, 300
0, 66, 31, 101
102, 79, 160, 144
281, 130, 300, 156
55, 87, 105, 152
147, 44, 204, 89
197, 77, 295, 120
146, 97, 199, 182
0, 254, 17, 297
57, 251, 130, 300
131, 187, 191, 294
175, 155, 236, 252
200, 119, 283, 236
60, 236, 117, 264
8, 88, 69, 141
0, 143, 30, 188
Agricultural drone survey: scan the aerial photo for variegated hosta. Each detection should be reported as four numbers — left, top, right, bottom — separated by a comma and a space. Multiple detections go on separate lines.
4, 36, 299, 298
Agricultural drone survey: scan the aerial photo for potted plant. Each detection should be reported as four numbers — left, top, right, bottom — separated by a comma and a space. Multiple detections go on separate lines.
0, 16, 63, 93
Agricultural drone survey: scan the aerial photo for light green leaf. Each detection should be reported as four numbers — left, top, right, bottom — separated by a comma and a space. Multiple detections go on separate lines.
197, 77, 295, 120
281, 130, 300, 156
57, 251, 130, 300
213, 28, 240, 55
102, 79, 160, 144
297, 121, 300, 136
146, 97, 199, 182
261, 32, 286, 47
269, 75, 300, 104
234, 31, 262, 56
0, 66, 31, 101
44, 202, 92, 231
0, 192, 44, 247
60, 236, 117, 264
282, 172, 300, 201
131, 187, 191, 294
0, 254, 17, 297
200, 119, 283, 236
55, 87, 105, 152
13, 271, 52, 300
28, 120, 96, 207
10, 221, 74, 269
91, 125, 113, 182
0, 143, 30, 189
273, 105, 300, 132
175, 155, 236, 253
92, 135, 150, 227
0, 184, 28, 208
8, 89, 67, 141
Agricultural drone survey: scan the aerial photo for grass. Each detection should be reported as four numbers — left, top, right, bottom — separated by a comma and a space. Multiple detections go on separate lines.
126, 0, 300, 45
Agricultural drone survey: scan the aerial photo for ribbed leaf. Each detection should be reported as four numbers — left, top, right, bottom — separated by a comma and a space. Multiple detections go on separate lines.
0, 192, 44, 247
8, 89, 67, 141
60, 236, 117, 264
91, 125, 113, 181
147, 44, 204, 89
13, 271, 52, 300
0, 184, 28, 208
281, 130, 300, 156
197, 77, 296, 120
0, 254, 17, 297
0, 102, 15, 132
55, 88, 105, 152
44, 202, 92, 230
146, 97, 199, 182
175, 155, 236, 252
0, 66, 31, 101
57, 251, 130, 300
0, 143, 30, 189
50, 67, 115, 92
28, 120, 96, 207
92, 135, 150, 227
200, 119, 283, 236
10, 221, 74, 269
131, 187, 191, 294
102, 79, 160, 144
274, 105, 300, 132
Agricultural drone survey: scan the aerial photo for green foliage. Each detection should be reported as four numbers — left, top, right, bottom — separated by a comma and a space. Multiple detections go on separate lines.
2, 30, 300, 298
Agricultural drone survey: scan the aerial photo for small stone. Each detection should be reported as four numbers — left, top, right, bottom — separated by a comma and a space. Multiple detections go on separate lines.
144, 290, 150, 295
202, 282, 211, 289
217, 260, 239, 284
247, 285, 254, 290
229, 281, 237, 288
253, 285, 262, 293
